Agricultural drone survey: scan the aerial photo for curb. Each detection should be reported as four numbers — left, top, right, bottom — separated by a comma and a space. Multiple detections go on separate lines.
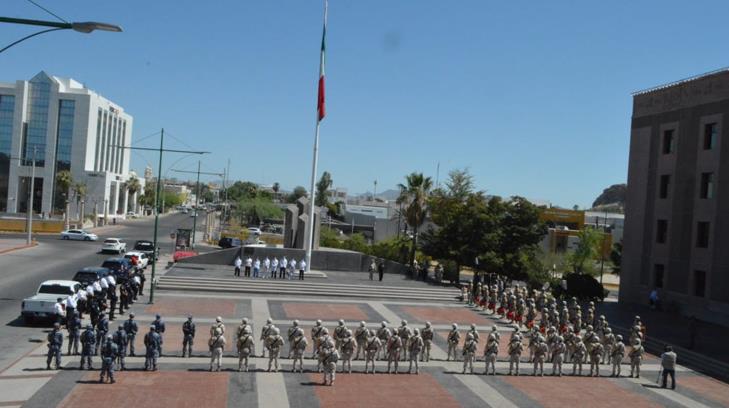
0, 242, 38, 255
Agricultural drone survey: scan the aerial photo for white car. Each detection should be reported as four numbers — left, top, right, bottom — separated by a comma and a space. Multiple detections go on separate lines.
21, 280, 81, 323
247, 227, 262, 236
101, 238, 126, 254
124, 251, 149, 269
60, 229, 98, 241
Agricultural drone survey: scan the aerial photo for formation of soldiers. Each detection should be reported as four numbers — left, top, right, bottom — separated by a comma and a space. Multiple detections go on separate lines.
46, 271, 650, 384
460, 279, 647, 377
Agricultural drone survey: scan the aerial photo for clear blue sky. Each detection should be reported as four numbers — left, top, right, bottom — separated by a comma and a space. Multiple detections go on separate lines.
3, 0, 729, 207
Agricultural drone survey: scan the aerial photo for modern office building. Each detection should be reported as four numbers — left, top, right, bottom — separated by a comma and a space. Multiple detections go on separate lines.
622, 68, 729, 324
0, 71, 137, 220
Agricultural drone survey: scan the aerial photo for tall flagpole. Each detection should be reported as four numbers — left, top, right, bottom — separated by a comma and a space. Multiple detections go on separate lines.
306, 0, 328, 272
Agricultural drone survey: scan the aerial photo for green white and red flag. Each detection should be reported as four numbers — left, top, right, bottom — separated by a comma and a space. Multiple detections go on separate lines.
317, 0, 328, 122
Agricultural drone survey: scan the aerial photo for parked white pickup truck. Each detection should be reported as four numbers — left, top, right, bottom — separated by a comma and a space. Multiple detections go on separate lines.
21, 280, 81, 323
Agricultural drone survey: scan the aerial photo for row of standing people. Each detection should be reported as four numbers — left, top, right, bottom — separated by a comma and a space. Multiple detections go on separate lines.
233, 256, 306, 280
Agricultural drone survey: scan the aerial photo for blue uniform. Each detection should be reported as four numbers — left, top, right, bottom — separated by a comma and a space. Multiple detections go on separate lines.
95, 317, 109, 355
144, 331, 161, 370
100, 340, 118, 383
123, 318, 138, 356
112, 329, 128, 370
67, 316, 81, 355
46, 330, 63, 369
80, 328, 96, 369
153, 318, 166, 355
182, 320, 195, 357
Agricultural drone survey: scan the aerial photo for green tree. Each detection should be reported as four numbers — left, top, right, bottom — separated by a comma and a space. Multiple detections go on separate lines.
235, 196, 283, 226
126, 176, 141, 213
568, 227, 601, 275
610, 241, 622, 275
73, 182, 87, 222
398, 172, 433, 268
56, 170, 73, 229
315, 171, 333, 207
498, 196, 548, 281
287, 186, 308, 203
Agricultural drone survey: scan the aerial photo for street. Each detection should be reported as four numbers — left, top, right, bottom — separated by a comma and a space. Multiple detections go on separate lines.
0, 212, 211, 371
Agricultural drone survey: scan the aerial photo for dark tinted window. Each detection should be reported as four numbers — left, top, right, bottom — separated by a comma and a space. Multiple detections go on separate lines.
697, 222, 710, 248
73, 272, 99, 281
694, 270, 706, 297
38, 284, 74, 295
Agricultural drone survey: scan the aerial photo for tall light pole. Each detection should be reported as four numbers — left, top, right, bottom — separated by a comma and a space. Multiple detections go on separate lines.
172, 164, 224, 248
0, 17, 122, 54
114, 130, 208, 303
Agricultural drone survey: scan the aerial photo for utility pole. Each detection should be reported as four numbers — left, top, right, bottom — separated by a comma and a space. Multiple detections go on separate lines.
171, 164, 223, 249
114, 129, 208, 303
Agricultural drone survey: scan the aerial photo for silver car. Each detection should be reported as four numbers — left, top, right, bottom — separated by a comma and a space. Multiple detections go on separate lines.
60, 229, 98, 241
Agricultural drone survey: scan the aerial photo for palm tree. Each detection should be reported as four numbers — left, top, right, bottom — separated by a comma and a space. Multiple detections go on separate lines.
126, 176, 141, 213
397, 172, 433, 269
73, 182, 87, 224
56, 170, 73, 230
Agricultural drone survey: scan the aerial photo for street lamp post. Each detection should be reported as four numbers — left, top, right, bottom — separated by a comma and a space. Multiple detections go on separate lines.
171, 164, 224, 249
114, 130, 208, 303
0, 17, 122, 54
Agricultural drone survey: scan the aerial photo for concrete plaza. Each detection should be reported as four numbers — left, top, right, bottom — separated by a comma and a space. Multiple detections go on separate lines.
3, 266, 729, 408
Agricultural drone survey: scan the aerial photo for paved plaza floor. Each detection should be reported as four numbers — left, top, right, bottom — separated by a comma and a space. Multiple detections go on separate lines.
3, 285, 728, 408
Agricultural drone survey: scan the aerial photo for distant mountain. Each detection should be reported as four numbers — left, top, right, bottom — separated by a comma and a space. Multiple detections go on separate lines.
354, 188, 401, 201
592, 183, 626, 209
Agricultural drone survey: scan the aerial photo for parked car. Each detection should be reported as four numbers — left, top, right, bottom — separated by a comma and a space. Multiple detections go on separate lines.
71, 267, 111, 287
101, 257, 132, 283
60, 229, 98, 241
247, 227, 262, 236
124, 251, 149, 269
126, 212, 138, 218
101, 238, 126, 254
218, 237, 242, 248
21, 280, 81, 323
133, 240, 158, 261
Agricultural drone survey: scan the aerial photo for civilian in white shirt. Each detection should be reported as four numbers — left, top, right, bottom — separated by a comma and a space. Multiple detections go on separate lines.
65, 293, 78, 322
107, 275, 116, 286
288, 259, 297, 280
77, 289, 88, 319
245, 257, 253, 278
298, 260, 307, 281
264, 257, 271, 279
253, 258, 261, 278
234, 256, 243, 277
92, 280, 102, 294
280, 257, 288, 279
271, 258, 279, 279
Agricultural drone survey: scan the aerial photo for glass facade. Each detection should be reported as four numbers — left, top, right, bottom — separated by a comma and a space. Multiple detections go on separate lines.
53, 99, 75, 211
23, 75, 52, 167
0, 95, 14, 211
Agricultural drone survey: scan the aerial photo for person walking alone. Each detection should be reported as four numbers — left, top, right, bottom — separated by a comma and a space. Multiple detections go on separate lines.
378, 260, 385, 282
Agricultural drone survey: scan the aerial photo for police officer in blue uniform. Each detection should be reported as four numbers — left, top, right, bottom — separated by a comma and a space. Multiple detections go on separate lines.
112, 325, 128, 370
80, 324, 96, 370
100, 334, 118, 383
46, 322, 63, 370
123, 313, 138, 356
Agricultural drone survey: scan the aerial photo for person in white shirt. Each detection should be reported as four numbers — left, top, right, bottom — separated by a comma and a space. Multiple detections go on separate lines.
245, 257, 253, 278
234, 256, 243, 277
298, 260, 307, 281
100, 276, 110, 291
92, 280, 102, 294
288, 259, 297, 280
264, 257, 271, 279
65, 293, 78, 322
253, 258, 261, 278
77, 289, 88, 319
280, 257, 288, 279
271, 258, 279, 279
53, 297, 66, 326
106, 275, 116, 287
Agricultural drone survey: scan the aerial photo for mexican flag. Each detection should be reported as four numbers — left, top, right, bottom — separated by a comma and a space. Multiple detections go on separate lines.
317, 0, 328, 122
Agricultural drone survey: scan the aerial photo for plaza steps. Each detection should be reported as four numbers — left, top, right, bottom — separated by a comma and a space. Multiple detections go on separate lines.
612, 324, 729, 383
156, 275, 460, 302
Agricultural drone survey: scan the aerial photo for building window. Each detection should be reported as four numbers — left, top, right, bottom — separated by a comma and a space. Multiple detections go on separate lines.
694, 270, 706, 297
0, 94, 15, 212
703, 123, 717, 150
700, 172, 714, 199
696, 221, 710, 248
656, 219, 668, 244
659, 174, 671, 199
654, 264, 664, 288
662, 129, 675, 154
